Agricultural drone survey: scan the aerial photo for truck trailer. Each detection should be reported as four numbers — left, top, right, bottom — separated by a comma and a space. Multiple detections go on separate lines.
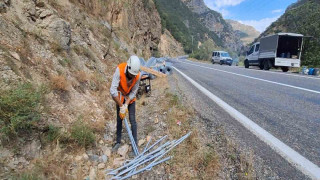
245, 33, 304, 72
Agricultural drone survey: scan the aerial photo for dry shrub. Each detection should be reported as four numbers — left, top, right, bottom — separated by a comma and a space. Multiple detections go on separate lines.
154, 78, 220, 179
13, 151, 86, 180
51, 75, 69, 91
160, 76, 255, 179
50, 42, 65, 55
89, 72, 107, 92
75, 70, 88, 83
0, 83, 43, 140
238, 152, 255, 179
15, 42, 33, 65
71, 120, 95, 147
165, 104, 220, 179
78, 111, 106, 134
32, 153, 83, 179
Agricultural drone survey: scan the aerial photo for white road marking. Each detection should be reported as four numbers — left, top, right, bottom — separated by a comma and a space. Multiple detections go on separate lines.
173, 66, 320, 180
179, 60, 320, 94
183, 58, 320, 80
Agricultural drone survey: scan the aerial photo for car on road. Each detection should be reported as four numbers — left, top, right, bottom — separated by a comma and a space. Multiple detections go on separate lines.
245, 33, 304, 72
212, 51, 233, 66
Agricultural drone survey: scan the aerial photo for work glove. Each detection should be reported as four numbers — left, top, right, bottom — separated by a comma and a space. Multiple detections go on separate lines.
119, 104, 128, 120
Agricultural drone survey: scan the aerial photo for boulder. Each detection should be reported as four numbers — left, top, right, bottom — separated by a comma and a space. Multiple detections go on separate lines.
9, 51, 20, 61
113, 157, 125, 167
48, 19, 71, 50
98, 139, 104, 145
97, 163, 105, 169
117, 144, 129, 157
24, 139, 41, 159
154, 117, 159, 124
39, 9, 52, 19
100, 155, 108, 163
0, 0, 10, 13
83, 153, 89, 161
89, 167, 96, 180
75, 155, 82, 161
88, 154, 99, 162
104, 148, 111, 157
138, 139, 145, 146
0, 3, 6, 13
36, 1, 45, 7
146, 136, 152, 142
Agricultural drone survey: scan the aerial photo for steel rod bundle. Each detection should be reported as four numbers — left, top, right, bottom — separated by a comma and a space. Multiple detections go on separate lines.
124, 118, 139, 156
106, 132, 191, 180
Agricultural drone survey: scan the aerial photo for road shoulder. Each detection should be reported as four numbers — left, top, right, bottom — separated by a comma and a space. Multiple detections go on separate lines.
169, 71, 308, 179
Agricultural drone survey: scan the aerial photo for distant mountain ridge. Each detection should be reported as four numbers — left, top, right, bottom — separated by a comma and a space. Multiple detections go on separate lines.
226, 19, 260, 45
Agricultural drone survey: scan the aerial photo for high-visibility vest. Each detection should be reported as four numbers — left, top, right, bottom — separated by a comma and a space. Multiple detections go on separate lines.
117, 63, 140, 104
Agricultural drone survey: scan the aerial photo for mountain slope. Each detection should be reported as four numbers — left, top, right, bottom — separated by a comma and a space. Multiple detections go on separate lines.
259, 0, 320, 67
226, 19, 260, 45
154, 0, 222, 54
0, 0, 163, 178
182, 0, 244, 52
154, 0, 243, 55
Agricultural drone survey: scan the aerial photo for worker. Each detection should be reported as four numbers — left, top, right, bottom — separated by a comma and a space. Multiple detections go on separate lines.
110, 55, 141, 154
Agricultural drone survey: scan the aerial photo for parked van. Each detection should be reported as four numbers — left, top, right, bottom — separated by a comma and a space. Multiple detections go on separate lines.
245, 33, 304, 72
212, 51, 233, 66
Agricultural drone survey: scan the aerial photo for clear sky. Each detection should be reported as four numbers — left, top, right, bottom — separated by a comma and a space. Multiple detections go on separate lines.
203, 0, 297, 32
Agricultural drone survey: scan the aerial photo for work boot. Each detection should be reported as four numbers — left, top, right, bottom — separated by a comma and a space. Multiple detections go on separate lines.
112, 143, 121, 153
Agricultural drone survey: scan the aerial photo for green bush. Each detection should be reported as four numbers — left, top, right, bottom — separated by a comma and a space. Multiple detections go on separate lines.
11, 165, 45, 180
71, 120, 95, 147
58, 58, 72, 67
46, 125, 61, 142
190, 48, 210, 61
0, 83, 43, 139
14, 172, 42, 180
190, 39, 217, 61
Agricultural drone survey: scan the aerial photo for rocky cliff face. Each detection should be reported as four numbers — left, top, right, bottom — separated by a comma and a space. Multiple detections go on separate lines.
158, 30, 185, 57
180, 0, 208, 14
0, 0, 162, 178
182, 0, 243, 52
226, 19, 260, 45
69, 0, 162, 58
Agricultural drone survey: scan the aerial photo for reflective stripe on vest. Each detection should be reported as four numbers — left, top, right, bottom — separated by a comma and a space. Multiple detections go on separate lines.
117, 63, 140, 104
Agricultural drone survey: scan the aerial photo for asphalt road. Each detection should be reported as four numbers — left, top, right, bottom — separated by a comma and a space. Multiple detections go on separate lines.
169, 57, 320, 179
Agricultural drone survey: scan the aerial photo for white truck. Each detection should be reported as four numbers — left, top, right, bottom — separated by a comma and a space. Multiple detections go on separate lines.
245, 33, 304, 72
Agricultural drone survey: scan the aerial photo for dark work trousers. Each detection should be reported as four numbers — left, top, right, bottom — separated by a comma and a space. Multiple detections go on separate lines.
116, 101, 137, 145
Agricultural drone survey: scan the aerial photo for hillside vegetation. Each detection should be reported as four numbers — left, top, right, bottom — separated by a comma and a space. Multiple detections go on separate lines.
182, 0, 244, 53
0, 0, 162, 178
154, 0, 222, 54
260, 0, 320, 67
